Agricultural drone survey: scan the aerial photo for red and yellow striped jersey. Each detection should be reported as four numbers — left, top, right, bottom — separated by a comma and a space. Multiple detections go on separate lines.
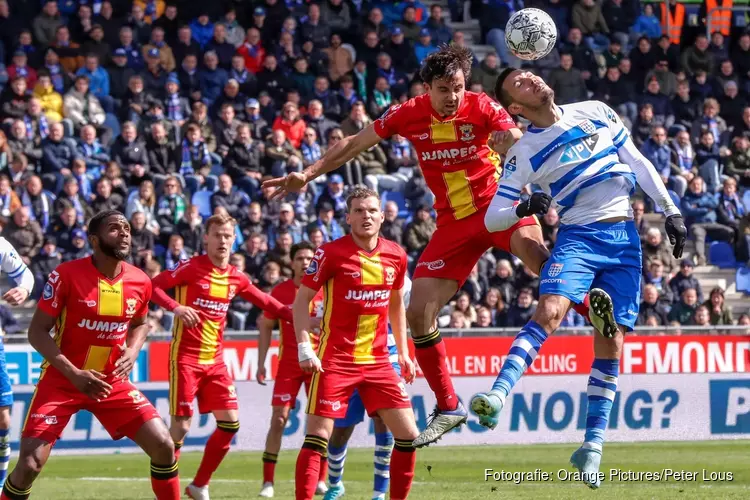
151, 254, 293, 365
301, 235, 407, 366
373, 91, 515, 225
263, 279, 324, 370
36, 258, 151, 382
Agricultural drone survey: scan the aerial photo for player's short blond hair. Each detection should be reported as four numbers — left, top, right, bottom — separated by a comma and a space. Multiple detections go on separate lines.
206, 213, 237, 234
346, 186, 380, 211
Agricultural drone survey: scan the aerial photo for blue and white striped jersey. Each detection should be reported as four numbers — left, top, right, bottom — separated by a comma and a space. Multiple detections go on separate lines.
486, 101, 679, 230
0, 237, 34, 293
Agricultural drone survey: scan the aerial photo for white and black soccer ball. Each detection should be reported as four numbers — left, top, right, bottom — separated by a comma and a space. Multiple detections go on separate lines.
505, 8, 557, 61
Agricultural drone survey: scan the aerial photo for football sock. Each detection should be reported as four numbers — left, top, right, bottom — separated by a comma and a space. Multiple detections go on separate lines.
327, 443, 347, 486
413, 329, 458, 411
173, 441, 183, 463
0, 428, 10, 487
193, 420, 239, 487
296, 435, 328, 500
390, 439, 416, 500
573, 294, 590, 318
0, 478, 31, 500
262, 451, 278, 484
150, 460, 180, 500
318, 448, 328, 482
491, 320, 548, 404
373, 432, 394, 496
584, 359, 619, 452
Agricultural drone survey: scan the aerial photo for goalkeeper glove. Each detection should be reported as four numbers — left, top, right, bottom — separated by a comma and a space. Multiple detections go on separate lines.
516, 192, 552, 218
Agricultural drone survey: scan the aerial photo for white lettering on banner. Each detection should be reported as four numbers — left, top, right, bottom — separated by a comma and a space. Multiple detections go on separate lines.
623, 341, 750, 374
725, 388, 750, 427
420, 354, 578, 377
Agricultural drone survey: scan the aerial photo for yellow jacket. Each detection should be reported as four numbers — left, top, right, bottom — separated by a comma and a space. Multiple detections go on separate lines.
134, 0, 165, 24
33, 83, 64, 122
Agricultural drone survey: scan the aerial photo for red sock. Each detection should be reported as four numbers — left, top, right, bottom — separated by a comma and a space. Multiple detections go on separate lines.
391, 440, 416, 500
573, 294, 590, 318
150, 461, 180, 500
296, 435, 327, 500
193, 421, 239, 487
174, 441, 183, 463
413, 329, 457, 411
262, 451, 278, 484
318, 450, 328, 482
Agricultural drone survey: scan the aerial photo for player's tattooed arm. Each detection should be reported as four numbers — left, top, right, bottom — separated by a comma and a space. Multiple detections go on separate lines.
112, 315, 149, 380
388, 285, 415, 383
262, 124, 382, 199
28, 308, 112, 400
293, 285, 323, 373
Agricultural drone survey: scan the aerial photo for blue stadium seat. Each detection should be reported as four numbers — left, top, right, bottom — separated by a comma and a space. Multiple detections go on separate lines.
381, 190, 409, 218
192, 190, 213, 219
708, 241, 737, 269
737, 266, 750, 295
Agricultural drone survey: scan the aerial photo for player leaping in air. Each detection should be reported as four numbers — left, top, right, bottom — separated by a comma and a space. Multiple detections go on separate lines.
151, 213, 295, 500
293, 187, 418, 500
262, 44, 605, 448
3, 210, 181, 500
257, 241, 328, 498
471, 69, 687, 489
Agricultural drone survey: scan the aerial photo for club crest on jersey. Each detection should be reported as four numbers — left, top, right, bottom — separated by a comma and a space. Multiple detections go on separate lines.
305, 260, 319, 276
125, 298, 137, 317
385, 266, 396, 285
548, 263, 564, 277
229, 285, 237, 299
43, 282, 54, 301
459, 124, 475, 142
579, 120, 596, 135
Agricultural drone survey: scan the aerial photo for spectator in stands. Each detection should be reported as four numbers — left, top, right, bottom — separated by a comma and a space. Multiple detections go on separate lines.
668, 287, 699, 324
595, 66, 637, 125
725, 135, 750, 189
41, 121, 78, 193
33, 73, 63, 123
199, 51, 228, 107
693, 304, 712, 328
668, 259, 702, 303
129, 210, 154, 268
24, 99, 50, 148
30, 235, 60, 299
450, 290, 477, 326
183, 101, 217, 153
638, 284, 670, 326
272, 102, 306, 149
682, 33, 714, 76
62, 227, 90, 261
414, 28, 437, 66
380, 200, 404, 245
175, 204, 204, 256
641, 78, 673, 127
179, 122, 213, 188
213, 102, 242, 157
482, 0, 523, 69
1, 77, 31, 124
54, 176, 92, 224
641, 125, 674, 186
572, 0, 610, 53
307, 202, 344, 243
267, 202, 304, 247
210, 175, 247, 220
540, 208, 559, 250
2, 154, 28, 191
473, 307, 493, 328
164, 233, 188, 270
690, 70, 713, 101
91, 177, 123, 214
717, 177, 747, 253
111, 122, 149, 185
142, 49, 169, 100
691, 127, 724, 193
257, 54, 290, 104
671, 81, 700, 133
682, 175, 735, 265
471, 53, 501, 98
668, 130, 694, 197
126, 179, 159, 236
264, 129, 302, 179
632, 4, 660, 41
506, 287, 537, 327
403, 204, 435, 260
77, 124, 108, 173
64, 75, 110, 144
426, 4, 452, 46
369, 76, 393, 118
154, 175, 185, 246
705, 286, 733, 326
305, 100, 338, 147
8, 121, 41, 168
548, 53, 588, 105
2, 205, 42, 262
642, 227, 678, 275
145, 122, 178, 177
374, 52, 408, 99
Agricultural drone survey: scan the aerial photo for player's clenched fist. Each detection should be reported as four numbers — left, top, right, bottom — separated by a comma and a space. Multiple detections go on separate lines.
516, 192, 552, 218
298, 340, 323, 373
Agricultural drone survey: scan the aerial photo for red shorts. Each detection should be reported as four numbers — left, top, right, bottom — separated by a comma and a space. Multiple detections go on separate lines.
169, 361, 238, 417
414, 209, 539, 286
23, 373, 160, 445
305, 361, 411, 419
272, 364, 312, 407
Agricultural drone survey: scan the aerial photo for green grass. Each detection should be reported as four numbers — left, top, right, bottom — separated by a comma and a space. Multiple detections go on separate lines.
15, 441, 750, 499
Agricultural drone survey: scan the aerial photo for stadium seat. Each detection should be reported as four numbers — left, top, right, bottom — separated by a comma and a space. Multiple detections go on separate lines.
742, 190, 750, 213
737, 266, 750, 295
192, 190, 213, 219
381, 190, 410, 218
708, 241, 737, 269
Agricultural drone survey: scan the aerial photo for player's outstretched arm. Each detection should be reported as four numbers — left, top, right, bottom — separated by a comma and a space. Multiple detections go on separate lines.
618, 138, 687, 257
256, 315, 275, 385
0, 238, 34, 305
388, 286, 415, 383
151, 268, 200, 327
239, 280, 294, 324
28, 308, 112, 400
262, 124, 382, 199
292, 285, 322, 373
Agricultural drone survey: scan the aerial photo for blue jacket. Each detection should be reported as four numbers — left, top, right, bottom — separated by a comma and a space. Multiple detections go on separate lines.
190, 20, 215, 50
414, 43, 438, 65
199, 67, 229, 106
76, 66, 110, 99
682, 190, 718, 225
632, 14, 662, 39
42, 138, 80, 175
640, 139, 672, 177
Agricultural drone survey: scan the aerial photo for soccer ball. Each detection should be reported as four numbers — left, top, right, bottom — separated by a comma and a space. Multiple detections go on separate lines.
505, 8, 557, 61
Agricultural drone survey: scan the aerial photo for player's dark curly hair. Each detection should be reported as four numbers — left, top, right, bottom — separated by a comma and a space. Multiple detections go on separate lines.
419, 44, 473, 84
494, 67, 516, 111
88, 209, 125, 237
291, 240, 317, 259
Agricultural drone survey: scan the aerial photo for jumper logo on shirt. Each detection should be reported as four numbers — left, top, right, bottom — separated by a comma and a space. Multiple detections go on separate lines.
421, 145, 478, 162
345, 289, 391, 301
192, 297, 230, 313
77, 319, 129, 332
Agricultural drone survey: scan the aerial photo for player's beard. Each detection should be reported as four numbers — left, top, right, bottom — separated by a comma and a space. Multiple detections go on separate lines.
540, 86, 554, 104
100, 239, 130, 261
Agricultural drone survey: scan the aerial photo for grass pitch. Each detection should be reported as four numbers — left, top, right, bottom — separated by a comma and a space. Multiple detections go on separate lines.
19, 441, 750, 499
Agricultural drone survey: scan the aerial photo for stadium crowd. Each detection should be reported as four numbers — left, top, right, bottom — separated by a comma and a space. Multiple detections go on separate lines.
0, 0, 748, 332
